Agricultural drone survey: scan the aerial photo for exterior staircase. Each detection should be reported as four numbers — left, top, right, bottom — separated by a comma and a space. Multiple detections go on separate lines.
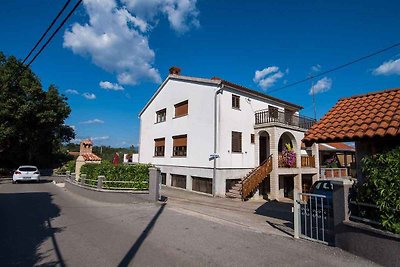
226, 155, 273, 200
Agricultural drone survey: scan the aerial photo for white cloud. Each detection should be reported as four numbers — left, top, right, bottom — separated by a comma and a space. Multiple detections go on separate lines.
373, 58, 400, 76
64, 0, 199, 86
80, 119, 104, 124
122, 0, 199, 33
65, 89, 79, 95
91, 136, 110, 141
311, 64, 321, 73
82, 92, 96, 100
253, 66, 285, 90
99, 81, 124, 91
309, 77, 332, 95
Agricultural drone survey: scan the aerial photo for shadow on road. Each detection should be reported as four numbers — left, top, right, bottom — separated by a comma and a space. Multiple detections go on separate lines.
255, 201, 295, 236
0, 192, 64, 266
117, 203, 166, 267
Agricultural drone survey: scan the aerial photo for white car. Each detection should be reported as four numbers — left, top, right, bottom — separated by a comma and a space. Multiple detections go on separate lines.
12, 166, 41, 183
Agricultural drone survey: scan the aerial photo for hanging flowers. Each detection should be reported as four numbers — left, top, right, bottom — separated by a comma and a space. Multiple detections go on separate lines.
282, 143, 296, 167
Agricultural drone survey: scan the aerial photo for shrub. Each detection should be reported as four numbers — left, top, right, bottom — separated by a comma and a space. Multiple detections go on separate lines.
357, 146, 400, 234
80, 162, 151, 190
54, 160, 75, 174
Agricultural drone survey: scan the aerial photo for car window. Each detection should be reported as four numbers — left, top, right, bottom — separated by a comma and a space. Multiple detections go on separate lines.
312, 181, 333, 191
19, 167, 37, 172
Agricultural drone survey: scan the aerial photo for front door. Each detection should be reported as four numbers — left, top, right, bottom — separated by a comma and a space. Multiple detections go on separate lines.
259, 136, 267, 164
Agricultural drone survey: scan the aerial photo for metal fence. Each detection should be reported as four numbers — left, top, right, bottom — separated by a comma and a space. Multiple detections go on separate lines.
294, 192, 334, 245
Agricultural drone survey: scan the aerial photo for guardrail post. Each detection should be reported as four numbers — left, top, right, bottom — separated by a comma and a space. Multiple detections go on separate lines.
97, 175, 104, 189
80, 174, 86, 185
293, 188, 300, 239
149, 167, 160, 201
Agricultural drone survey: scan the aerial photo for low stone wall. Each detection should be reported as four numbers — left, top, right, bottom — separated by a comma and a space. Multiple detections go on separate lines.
64, 167, 160, 204
335, 220, 400, 267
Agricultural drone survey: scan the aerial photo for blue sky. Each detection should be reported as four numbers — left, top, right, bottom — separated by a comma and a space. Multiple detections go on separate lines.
1, 0, 399, 147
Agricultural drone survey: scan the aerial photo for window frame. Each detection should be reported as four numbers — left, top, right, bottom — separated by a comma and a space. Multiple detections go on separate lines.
174, 100, 189, 118
155, 108, 167, 123
154, 138, 165, 157
172, 134, 187, 157
232, 94, 240, 110
251, 134, 255, 144
231, 131, 242, 153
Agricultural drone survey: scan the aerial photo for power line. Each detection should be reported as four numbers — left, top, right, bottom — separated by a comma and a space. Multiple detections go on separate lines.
269, 42, 400, 94
22, 0, 72, 65
3, 0, 82, 89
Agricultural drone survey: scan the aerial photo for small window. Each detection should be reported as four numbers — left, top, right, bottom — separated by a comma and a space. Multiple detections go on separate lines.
161, 173, 166, 185
173, 134, 187, 157
232, 95, 240, 109
231, 131, 242, 153
174, 100, 188, 117
154, 138, 165, 157
156, 109, 166, 123
251, 134, 255, 144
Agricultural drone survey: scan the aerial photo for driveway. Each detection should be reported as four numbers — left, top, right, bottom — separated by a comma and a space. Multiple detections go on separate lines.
0, 178, 378, 266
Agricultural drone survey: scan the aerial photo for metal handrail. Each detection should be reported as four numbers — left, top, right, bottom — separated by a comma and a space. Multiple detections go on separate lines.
254, 109, 316, 129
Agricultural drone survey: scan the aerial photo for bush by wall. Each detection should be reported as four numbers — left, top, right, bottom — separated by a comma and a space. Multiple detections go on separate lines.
80, 162, 151, 190
357, 146, 400, 234
54, 160, 75, 174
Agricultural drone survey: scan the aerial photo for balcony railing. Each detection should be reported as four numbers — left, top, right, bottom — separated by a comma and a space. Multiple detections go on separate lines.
320, 167, 348, 179
255, 109, 316, 129
301, 155, 316, 168
278, 153, 297, 168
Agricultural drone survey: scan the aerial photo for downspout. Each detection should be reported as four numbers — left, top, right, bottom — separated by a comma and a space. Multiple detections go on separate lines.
213, 84, 224, 196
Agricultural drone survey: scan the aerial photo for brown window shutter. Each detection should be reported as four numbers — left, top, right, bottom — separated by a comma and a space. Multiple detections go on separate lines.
173, 135, 187, 147
251, 134, 255, 144
232, 131, 242, 152
154, 138, 165, 146
175, 100, 188, 117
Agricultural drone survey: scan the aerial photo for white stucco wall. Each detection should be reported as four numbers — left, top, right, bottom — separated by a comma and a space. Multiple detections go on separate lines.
139, 78, 216, 168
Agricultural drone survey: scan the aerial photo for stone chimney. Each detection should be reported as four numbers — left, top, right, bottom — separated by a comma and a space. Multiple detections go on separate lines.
80, 139, 93, 155
169, 66, 181, 75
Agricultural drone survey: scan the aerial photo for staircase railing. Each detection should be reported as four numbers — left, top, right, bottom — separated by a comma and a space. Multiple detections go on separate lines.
241, 155, 273, 200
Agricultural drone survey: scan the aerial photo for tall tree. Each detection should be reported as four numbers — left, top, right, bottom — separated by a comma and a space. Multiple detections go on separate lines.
0, 52, 74, 168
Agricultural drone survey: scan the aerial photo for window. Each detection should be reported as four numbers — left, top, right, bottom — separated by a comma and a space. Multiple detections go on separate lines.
268, 106, 279, 119
231, 131, 242, 153
161, 173, 166, 185
192, 177, 212, 194
174, 100, 188, 117
156, 109, 166, 123
173, 135, 187, 157
171, 174, 186, 189
154, 138, 165, 157
251, 134, 255, 144
232, 94, 240, 109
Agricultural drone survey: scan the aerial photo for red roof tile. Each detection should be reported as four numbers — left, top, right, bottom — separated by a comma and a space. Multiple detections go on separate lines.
81, 153, 102, 161
304, 87, 400, 144
319, 142, 355, 151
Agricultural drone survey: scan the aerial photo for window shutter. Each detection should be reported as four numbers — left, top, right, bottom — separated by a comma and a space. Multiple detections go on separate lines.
173, 135, 187, 147
232, 131, 242, 152
155, 138, 165, 146
175, 100, 188, 117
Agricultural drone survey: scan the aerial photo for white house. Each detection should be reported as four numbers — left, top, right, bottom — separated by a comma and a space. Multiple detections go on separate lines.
139, 67, 320, 200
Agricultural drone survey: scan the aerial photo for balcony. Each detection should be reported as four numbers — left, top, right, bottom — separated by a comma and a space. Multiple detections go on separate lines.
255, 109, 316, 130
278, 154, 316, 168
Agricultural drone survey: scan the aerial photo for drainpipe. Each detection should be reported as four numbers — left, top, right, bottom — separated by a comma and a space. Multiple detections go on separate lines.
213, 84, 224, 196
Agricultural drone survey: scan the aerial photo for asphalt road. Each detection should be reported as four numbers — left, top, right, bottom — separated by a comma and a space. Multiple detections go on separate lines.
0, 178, 378, 267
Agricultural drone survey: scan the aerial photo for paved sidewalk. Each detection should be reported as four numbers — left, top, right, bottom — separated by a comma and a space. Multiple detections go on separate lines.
161, 186, 295, 237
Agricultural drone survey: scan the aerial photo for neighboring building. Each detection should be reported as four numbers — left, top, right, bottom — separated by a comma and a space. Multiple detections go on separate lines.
75, 139, 102, 178
139, 67, 319, 199
303, 87, 400, 182
318, 142, 356, 179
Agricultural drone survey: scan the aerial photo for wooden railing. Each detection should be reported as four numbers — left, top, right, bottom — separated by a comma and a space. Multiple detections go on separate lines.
278, 154, 297, 168
242, 155, 273, 200
301, 155, 315, 168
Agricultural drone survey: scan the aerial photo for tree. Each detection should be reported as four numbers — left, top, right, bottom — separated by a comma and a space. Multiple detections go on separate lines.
0, 52, 74, 168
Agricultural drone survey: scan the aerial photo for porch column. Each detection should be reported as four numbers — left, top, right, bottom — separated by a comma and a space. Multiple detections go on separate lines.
294, 174, 302, 193
254, 129, 260, 167
311, 143, 320, 182
269, 128, 279, 200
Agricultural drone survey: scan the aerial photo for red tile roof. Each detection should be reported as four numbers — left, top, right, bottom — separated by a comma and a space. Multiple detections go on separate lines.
304, 87, 400, 145
81, 153, 102, 161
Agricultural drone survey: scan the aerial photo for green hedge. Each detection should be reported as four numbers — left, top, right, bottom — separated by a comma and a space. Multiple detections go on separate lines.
357, 147, 400, 234
80, 162, 151, 190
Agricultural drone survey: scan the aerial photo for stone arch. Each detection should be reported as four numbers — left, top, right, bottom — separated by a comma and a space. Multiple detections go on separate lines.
277, 131, 297, 153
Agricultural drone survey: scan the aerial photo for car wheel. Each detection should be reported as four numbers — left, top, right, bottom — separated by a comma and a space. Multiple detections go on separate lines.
12, 180, 16, 184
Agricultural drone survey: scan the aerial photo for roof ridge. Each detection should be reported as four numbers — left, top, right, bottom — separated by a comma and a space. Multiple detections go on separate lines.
339, 87, 400, 101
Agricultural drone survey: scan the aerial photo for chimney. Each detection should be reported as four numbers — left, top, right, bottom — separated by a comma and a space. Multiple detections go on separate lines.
169, 66, 181, 75
80, 139, 93, 155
